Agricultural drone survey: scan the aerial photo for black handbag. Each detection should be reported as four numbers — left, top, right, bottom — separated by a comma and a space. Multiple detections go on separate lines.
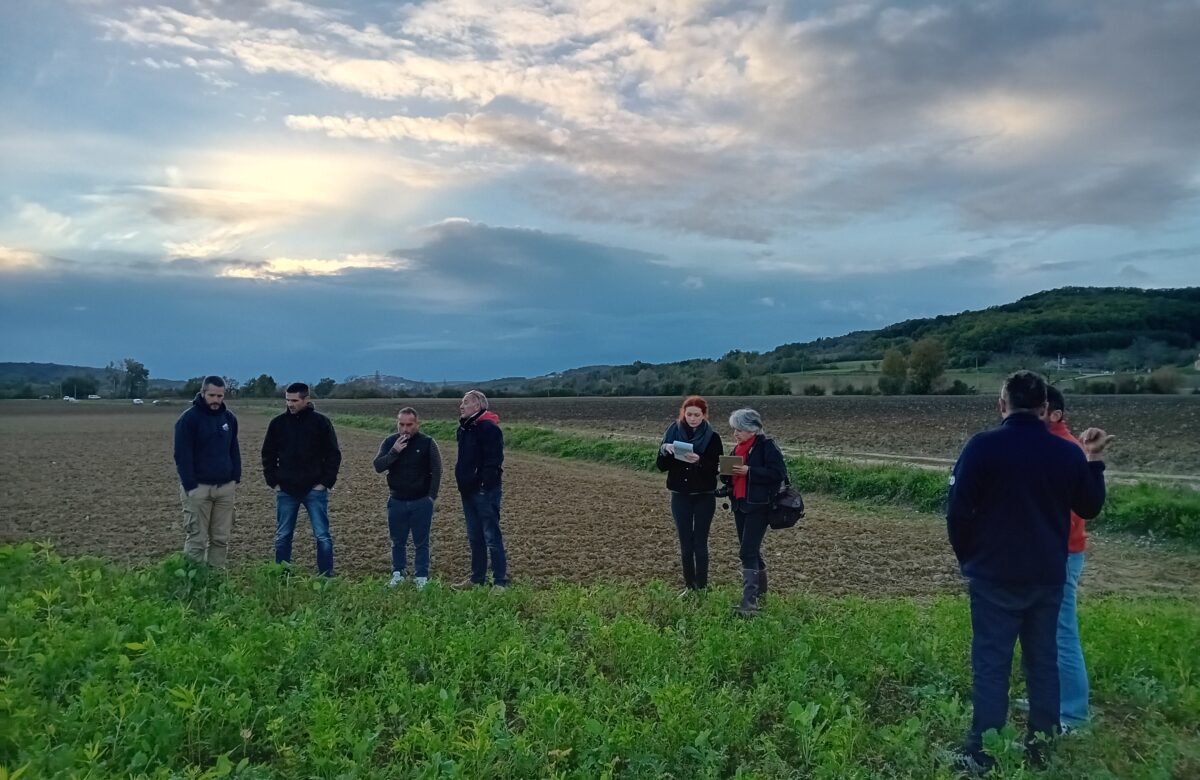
768, 475, 805, 530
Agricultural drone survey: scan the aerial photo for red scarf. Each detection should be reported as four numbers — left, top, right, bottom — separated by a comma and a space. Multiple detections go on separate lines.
731, 436, 756, 499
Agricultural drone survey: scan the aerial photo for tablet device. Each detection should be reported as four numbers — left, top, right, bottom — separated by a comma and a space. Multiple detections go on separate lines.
719, 455, 743, 475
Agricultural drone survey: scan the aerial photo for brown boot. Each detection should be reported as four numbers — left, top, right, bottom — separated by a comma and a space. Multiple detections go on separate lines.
736, 568, 759, 617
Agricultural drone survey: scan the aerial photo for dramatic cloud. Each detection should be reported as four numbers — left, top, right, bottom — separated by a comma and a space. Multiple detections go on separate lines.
1, 0, 1198, 379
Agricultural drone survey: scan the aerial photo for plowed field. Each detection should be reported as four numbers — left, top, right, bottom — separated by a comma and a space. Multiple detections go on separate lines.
2, 401, 1197, 597
309, 395, 1200, 477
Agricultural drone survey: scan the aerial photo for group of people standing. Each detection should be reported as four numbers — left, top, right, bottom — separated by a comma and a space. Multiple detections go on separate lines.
656, 375, 1112, 774
171, 378, 508, 588
173, 370, 1111, 773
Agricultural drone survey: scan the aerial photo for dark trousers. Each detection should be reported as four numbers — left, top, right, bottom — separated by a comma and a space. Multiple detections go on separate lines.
461, 486, 507, 585
965, 578, 1063, 762
733, 500, 769, 570
387, 496, 434, 577
670, 492, 715, 588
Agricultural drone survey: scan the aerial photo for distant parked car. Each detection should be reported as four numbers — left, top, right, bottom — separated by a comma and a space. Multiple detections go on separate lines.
87, 394, 101, 400
132, 398, 144, 405
62, 395, 77, 402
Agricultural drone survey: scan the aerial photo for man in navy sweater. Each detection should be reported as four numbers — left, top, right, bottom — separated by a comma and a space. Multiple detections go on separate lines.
947, 371, 1111, 772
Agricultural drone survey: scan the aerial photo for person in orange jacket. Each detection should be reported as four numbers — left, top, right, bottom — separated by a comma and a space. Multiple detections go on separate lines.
1043, 385, 1094, 730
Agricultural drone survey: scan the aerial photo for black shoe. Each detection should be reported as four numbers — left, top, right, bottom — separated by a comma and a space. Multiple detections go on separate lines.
948, 750, 991, 777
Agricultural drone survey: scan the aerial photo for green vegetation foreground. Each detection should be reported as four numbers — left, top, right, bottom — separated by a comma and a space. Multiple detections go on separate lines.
2, 544, 1197, 779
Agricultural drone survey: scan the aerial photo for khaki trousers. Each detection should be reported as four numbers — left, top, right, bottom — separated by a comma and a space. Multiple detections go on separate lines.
180, 481, 237, 567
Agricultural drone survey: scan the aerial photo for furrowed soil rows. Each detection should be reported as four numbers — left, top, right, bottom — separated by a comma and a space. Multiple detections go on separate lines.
310, 395, 1200, 477
2, 401, 1198, 597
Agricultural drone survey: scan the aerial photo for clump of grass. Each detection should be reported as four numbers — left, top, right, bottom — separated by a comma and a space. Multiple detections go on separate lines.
1097, 482, 1200, 540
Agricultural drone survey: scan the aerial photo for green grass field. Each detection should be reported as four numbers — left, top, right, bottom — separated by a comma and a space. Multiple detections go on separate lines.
2, 543, 1198, 779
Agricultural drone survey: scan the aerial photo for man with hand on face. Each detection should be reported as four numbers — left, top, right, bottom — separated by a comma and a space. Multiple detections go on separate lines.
173, 375, 241, 567
374, 407, 442, 589
262, 382, 342, 576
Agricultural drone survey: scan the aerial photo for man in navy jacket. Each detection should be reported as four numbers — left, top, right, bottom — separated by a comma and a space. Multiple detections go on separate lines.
454, 390, 507, 587
173, 375, 241, 567
947, 371, 1111, 772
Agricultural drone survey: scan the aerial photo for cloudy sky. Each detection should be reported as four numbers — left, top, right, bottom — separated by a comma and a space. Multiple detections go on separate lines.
2, 0, 1199, 382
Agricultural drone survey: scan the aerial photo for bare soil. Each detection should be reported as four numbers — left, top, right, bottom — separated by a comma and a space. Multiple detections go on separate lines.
2, 401, 1198, 598
309, 395, 1200, 477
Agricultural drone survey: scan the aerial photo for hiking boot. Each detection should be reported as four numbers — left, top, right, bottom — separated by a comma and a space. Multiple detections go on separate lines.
735, 568, 759, 617
452, 577, 482, 590
414, 576, 428, 590
388, 571, 405, 588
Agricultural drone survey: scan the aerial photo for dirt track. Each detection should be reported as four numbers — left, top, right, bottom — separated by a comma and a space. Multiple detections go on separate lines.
1, 402, 1197, 598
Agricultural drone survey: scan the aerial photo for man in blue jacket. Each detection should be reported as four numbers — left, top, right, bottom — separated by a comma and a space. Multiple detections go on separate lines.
262, 382, 342, 576
173, 376, 241, 567
454, 390, 507, 587
947, 371, 1111, 773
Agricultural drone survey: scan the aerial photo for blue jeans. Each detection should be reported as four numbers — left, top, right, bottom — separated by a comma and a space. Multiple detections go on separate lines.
732, 500, 769, 570
387, 496, 434, 577
275, 489, 334, 576
461, 486, 507, 585
671, 492, 714, 588
965, 578, 1062, 763
1058, 552, 1089, 725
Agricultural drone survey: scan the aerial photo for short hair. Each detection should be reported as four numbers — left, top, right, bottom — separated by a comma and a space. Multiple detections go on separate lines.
286, 382, 310, 398
202, 375, 225, 390
463, 389, 489, 409
729, 408, 764, 433
1002, 370, 1047, 412
679, 395, 708, 420
1046, 385, 1066, 414
397, 406, 418, 419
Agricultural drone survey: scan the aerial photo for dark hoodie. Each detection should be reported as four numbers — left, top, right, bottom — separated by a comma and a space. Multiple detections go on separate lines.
174, 393, 241, 492
455, 409, 503, 492
261, 402, 342, 497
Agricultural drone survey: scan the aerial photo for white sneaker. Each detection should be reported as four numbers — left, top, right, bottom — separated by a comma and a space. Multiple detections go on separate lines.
414, 576, 428, 589
388, 571, 405, 588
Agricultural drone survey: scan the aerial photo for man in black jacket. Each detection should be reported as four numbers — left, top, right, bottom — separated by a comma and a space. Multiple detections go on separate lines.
947, 371, 1110, 772
262, 382, 342, 576
173, 375, 240, 567
454, 390, 507, 587
374, 407, 442, 588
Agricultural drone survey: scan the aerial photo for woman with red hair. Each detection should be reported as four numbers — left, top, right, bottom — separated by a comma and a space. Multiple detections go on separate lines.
656, 395, 723, 592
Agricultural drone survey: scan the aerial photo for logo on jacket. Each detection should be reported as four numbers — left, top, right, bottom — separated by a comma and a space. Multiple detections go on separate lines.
222, 423, 230, 432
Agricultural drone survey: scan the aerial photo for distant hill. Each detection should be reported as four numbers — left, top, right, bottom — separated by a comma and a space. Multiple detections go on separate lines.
4, 287, 1197, 399
0, 362, 109, 384
480, 286, 1200, 396
762, 286, 1200, 368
